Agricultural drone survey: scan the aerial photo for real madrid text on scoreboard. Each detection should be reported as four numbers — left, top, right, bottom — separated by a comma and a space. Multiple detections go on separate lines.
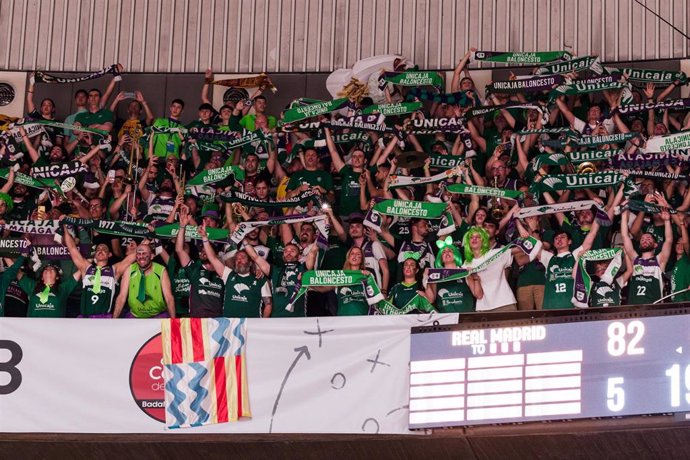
408, 312, 690, 429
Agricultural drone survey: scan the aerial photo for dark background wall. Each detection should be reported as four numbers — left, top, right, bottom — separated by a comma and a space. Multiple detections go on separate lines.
29, 73, 332, 125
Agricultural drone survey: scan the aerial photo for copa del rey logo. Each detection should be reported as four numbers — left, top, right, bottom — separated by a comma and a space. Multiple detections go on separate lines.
129, 334, 165, 423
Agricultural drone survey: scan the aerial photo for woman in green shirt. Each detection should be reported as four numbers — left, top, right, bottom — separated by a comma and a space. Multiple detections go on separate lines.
387, 257, 434, 314
336, 247, 372, 316
424, 238, 481, 313
19, 263, 81, 318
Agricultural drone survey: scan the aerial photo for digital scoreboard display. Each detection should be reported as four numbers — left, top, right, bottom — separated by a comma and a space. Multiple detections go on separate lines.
409, 312, 690, 429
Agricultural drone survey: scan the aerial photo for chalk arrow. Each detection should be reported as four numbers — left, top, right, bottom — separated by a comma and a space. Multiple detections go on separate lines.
269, 346, 311, 433
676, 346, 683, 354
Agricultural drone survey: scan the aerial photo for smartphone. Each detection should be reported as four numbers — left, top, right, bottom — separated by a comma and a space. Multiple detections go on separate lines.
123, 92, 136, 99
37, 205, 46, 220
107, 170, 116, 183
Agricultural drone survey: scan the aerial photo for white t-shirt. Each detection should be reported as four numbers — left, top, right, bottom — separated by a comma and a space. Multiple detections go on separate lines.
573, 116, 614, 135
463, 248, 515, 311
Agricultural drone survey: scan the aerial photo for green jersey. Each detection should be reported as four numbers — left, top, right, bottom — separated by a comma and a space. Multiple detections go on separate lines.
127, 263, 168, 318
335, 165, 366, 216
389, 281, 421, 311
222, 269, 270, 318
336, 283, 369, 316
0, 257, 25, 317
671, 254, 690, 302
151, 118, 184, 158
271, 263, 306, 318
166, 257, 190, 317
81, 264, 117, 316
287, 169, 334, 192
434, 279, 475, 313
590, 279, 623, 307
628, 256, 663, 305
20, 274, 79, 318
541, 248, 582, 309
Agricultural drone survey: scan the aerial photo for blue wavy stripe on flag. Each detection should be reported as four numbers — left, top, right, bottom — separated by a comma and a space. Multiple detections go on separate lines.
165, 364, 188, 429
231, 318, 246, 356
211, 318, 231, 358
188, 363, 210, 427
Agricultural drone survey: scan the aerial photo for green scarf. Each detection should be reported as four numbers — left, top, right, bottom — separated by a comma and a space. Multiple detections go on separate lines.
536, 55, 604, 76
285, 270, 384, 312
429, 154, 465, 170
154, 224, 230, 242
281, 98, 350, 123
388, 167, 461, 189
643, 131, 690, 153
361, 102, 423, 116
472, 50, 571, 64
573, 248, 623, 308
382, 71, 444, 89
376, 294, 434, 315
565, 132, 639, 149
186, 165, 245, 186
568, 149, 621, 164
0, 168, 62, 191
445, 183, 524, 200
218, 189, 320, 209
61, 217, 152, 239
530, 172, 622, 195
363, 199, 455, 237
606, 67, 688, 85
549, 74, 630, 102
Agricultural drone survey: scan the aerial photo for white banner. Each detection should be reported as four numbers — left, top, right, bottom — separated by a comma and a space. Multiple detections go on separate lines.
0, 314, 458, 434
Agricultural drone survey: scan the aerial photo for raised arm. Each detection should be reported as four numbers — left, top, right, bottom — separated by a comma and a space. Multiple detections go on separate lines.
160, 268, 177, 318
113, 268, 131, 318
244, 242, 271, 276
620, 209, 638, 260
18, 127, 40, 163
555, 95, 577, 127
451, 47, 476, 92
136, 91, 155, 125
62, 225, 89, 273
175, 206, 193, 268
26, 74, 36, 113
324, 127, 346, 172
199, 225, 227, 277
0, 167, 15, 194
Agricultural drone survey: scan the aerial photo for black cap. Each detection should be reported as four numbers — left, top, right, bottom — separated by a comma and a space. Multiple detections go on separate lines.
198, 103, 214, 111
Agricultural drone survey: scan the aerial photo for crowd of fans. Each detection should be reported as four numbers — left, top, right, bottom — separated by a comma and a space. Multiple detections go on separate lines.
1, 49, 690, 319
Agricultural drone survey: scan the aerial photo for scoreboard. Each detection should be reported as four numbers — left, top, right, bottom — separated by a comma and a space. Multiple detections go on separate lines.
409, 311, 690, 429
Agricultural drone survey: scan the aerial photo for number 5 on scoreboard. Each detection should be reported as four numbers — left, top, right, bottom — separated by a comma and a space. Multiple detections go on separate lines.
607, 377, 625, 412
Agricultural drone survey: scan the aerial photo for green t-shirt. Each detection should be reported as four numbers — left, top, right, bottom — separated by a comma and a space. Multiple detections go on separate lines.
542, 252, 577, 310
287, 169, 334, 192
0, 257, 25, 317
336, 284, 369, 316
590, 279, 622, 307
20, 274, 79, 318
75, 108, 115, 129
435, 278, 475, 313
516, 260, 547, 288
239, 114, 277, 131
335, 165, 367, 216
671, 253, 690, 302
223, 270, 268, 318
562, 219, 607, 251
389, 281, 421, 311
166, 257, 190, 317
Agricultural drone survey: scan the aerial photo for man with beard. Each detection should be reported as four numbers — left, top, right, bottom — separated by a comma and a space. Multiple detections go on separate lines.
286, 148, 333, 200
139, 151, 181, 223
175, 208, 225, 317
198, 226, 272, 318
113, 242, 176, 318
621, 204, 673, 305
246, 240, 317, 318
396, 218, 436, 271
280, 217, 323, 267
62, 226, 138, 317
